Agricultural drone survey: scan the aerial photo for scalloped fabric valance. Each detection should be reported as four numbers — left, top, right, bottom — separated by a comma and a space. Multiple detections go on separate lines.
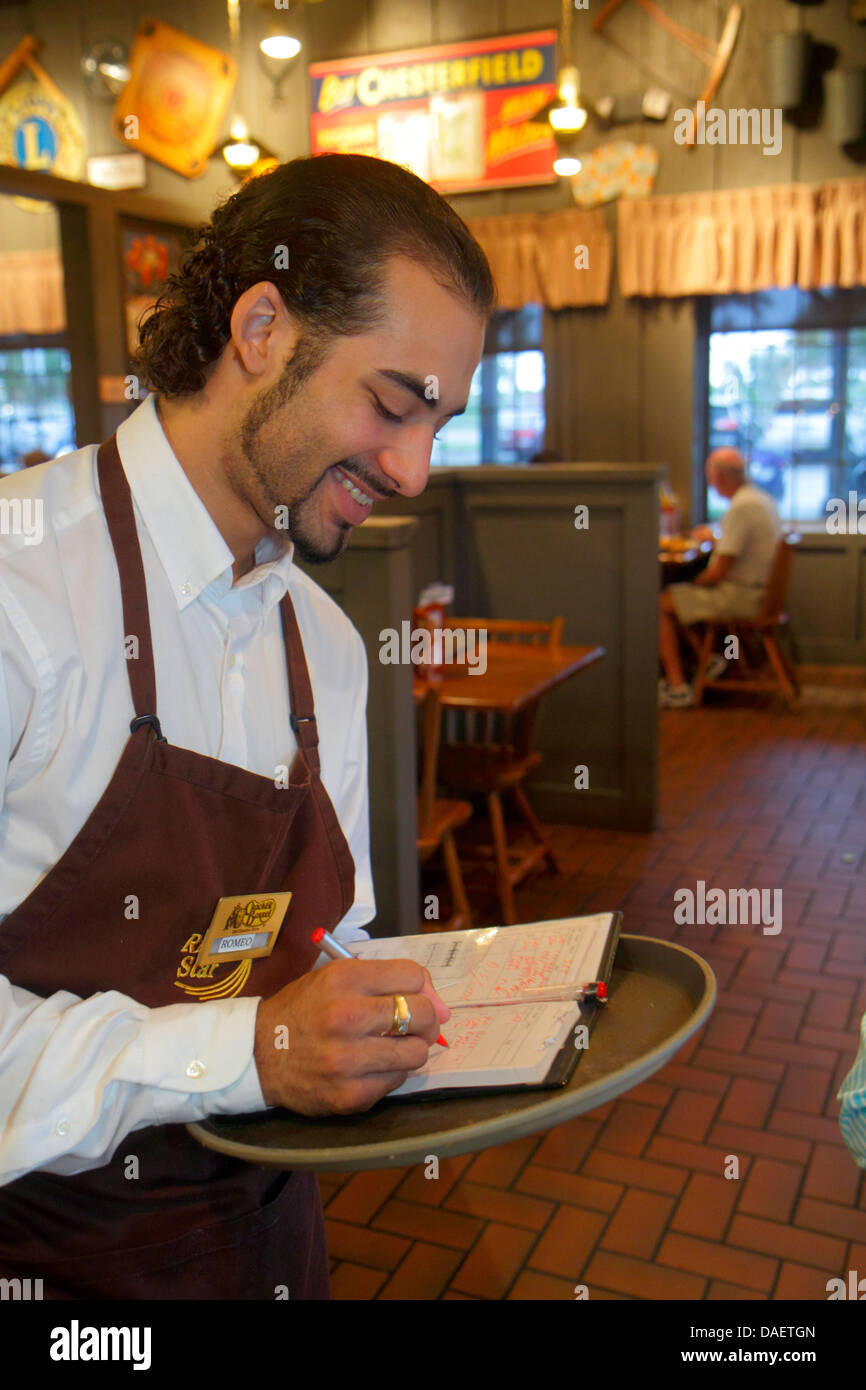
464, 208, 612, 309
617, 178, 866, 297
0, 249, 65, 334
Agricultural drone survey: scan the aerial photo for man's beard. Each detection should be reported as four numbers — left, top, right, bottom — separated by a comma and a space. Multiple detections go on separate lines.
286, 485, 351, 565
238, 332, 349, 565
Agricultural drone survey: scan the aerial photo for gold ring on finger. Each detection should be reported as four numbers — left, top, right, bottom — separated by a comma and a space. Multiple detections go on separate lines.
388, 993, 411, 1036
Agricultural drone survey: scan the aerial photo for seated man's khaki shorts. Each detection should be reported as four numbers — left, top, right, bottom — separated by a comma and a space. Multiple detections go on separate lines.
669, 580, 764, 626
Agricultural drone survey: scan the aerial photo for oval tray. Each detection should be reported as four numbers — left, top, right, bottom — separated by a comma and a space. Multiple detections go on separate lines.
187, 935, 716, 1172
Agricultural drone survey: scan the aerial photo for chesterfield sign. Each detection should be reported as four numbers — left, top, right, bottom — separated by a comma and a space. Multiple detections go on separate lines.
310, 30, 558, 193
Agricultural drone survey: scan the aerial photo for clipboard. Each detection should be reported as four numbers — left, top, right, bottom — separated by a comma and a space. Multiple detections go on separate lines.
381, 910, 623, 1103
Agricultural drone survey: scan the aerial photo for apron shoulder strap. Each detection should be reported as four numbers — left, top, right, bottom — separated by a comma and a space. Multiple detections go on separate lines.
96, 433, 158, 721
279, 591, 321, 778
98, 427, 323, 772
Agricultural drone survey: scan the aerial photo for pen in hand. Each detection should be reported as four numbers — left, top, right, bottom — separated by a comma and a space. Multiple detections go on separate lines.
311, 928, 449, 1046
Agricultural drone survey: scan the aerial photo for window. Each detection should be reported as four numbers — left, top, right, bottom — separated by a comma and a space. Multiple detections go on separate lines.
431, 304, 545, 465
701, 289, 866, 522
0, 341, 75, 472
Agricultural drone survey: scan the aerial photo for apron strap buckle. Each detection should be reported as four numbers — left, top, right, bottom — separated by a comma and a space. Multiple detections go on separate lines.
130, 713, 167, 743
290, 712, 316, 733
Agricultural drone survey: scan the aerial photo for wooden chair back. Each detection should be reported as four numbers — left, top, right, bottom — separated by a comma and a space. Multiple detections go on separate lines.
758, 532, 800, 624
444, 617, 564, 746
450, 617, 563, 650
416, 681, 443, 838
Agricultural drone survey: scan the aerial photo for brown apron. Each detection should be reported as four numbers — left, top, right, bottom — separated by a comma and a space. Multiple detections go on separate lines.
0, 433, 356, 1299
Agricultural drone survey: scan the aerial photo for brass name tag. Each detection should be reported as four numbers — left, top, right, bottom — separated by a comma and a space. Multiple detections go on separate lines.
195, 892, 292, 967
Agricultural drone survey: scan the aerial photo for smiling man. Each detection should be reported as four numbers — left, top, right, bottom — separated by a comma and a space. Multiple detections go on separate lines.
0, 154, 494, 1301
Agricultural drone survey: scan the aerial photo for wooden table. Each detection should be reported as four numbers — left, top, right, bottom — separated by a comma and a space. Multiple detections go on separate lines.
413, 641, 605, 923
659, 537, 714, 584
187, 935, 716, 1171
413, 641, 604, 714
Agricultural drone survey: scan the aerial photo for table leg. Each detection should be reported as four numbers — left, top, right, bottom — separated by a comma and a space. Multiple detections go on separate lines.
512, 785, 561, 874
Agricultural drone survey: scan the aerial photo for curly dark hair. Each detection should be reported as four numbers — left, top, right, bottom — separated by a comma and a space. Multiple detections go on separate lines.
134, 153, 496, 398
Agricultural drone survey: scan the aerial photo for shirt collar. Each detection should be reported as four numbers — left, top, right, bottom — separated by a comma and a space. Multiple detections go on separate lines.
114, 392, 295, 614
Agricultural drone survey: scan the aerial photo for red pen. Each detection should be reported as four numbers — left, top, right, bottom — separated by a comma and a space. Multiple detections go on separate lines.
311, 928, 448, 1046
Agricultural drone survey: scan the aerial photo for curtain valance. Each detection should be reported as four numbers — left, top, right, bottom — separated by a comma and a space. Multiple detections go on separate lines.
617, 178, 866, 298
0, 249, 66, 335
465, 208, 611, 309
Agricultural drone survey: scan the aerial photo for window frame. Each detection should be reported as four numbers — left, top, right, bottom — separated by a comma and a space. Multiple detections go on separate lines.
431, 303, 545, 467
696, 287, 866, 524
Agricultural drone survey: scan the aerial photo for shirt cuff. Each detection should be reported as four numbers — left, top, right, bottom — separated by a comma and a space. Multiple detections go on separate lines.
117, 996, 264, 1117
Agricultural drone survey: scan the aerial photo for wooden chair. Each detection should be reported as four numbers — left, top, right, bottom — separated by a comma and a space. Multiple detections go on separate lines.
688, 533, 801, 710
416, 680, 473, 933
437, 618, 564, 925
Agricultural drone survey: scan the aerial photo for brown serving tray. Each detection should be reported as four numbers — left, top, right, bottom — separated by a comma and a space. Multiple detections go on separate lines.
187, 935, 716, 1172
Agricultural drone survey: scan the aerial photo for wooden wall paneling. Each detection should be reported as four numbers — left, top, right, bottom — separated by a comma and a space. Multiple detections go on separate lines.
381, 470, 460, 603
503, 0, 561, 33
640, 295, 695, 512
691, 295, 711, 527
542, 307, 570, 459
434, 0, 508, 45
576, 285, 642, 461
305, 0, 372, 59
619, 464, 660, 827
787, 533, 864, 664
56, 200, 102, 449
368, 0, 435, 50
455, 466, 659, 829
794, 0, 866, 185
715, 0, 795, 190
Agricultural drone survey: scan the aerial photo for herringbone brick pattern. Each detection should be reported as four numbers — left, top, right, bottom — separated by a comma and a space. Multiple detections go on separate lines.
324, 701, 866, 1299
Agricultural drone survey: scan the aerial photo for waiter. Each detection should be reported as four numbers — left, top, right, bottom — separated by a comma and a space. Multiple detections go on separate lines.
0, 154, 493, 1299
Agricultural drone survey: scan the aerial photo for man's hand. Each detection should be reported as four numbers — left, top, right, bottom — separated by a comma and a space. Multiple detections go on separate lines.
695, 552, 734, 587
253, 959, 451, 1116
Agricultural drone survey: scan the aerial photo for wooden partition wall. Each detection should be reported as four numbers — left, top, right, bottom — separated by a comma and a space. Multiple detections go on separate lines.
301, 464, 661, 935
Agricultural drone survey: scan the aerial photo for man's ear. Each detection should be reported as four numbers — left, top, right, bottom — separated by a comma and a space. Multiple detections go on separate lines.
229, 281, 299, 378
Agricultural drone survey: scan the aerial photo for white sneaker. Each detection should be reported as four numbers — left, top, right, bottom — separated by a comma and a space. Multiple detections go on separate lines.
704, 653, 729, 681
659, 681, 695, 709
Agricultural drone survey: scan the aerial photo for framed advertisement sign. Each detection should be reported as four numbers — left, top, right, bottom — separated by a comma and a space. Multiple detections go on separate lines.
310, 30, 559, 193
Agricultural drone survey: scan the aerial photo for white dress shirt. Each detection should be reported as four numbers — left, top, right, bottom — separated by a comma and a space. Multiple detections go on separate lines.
0, 392, 374, 1185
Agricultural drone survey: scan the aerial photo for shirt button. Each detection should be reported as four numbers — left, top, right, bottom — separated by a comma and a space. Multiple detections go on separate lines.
179, 582, 192, 596
186, 1060, 207, 1080
55, 1119, 71, 1136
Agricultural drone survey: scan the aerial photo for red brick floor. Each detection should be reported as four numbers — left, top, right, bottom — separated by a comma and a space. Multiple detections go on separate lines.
324, 700, 866, 1299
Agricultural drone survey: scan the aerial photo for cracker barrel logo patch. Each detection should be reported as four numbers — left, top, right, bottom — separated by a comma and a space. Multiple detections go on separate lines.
175, 891, 292, 1000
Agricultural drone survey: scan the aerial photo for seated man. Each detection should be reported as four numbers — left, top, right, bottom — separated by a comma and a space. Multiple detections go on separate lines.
658, 448, 782, 708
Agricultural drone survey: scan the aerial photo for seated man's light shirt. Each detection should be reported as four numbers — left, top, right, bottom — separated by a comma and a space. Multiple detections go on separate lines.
716, 483, 782, 587
0, 393, 374, 1184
